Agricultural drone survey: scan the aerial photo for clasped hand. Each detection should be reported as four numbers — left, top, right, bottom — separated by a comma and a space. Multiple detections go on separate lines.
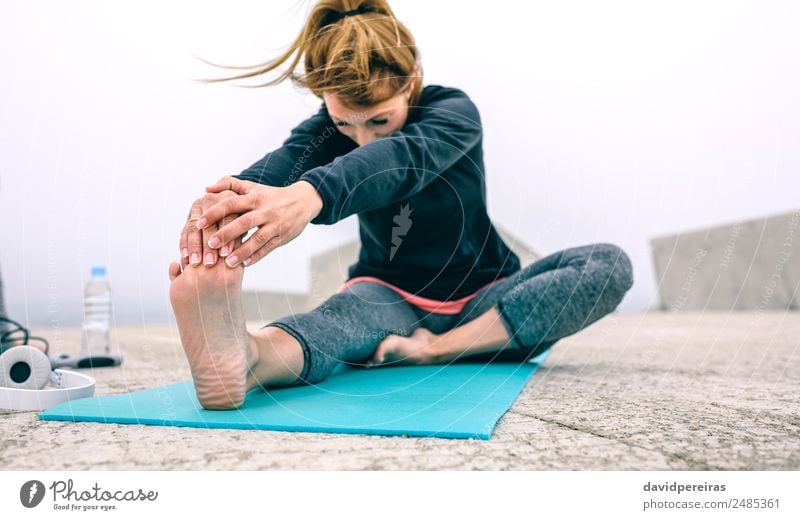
179, 177, 322, 271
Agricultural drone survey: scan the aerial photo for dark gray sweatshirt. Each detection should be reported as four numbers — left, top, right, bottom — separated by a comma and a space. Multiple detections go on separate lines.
234, 84, 520, 300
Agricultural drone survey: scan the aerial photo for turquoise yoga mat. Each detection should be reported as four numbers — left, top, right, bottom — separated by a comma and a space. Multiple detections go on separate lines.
39, 351, 549, 440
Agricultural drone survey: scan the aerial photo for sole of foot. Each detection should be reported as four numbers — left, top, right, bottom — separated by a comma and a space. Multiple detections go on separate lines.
168, 260, 258, 410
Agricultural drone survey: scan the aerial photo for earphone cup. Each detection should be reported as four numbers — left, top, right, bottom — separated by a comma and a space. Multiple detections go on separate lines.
0, 345, 52, 390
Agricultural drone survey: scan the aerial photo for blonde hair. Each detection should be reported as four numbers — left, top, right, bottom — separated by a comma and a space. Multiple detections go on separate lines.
199, 0, 423, 109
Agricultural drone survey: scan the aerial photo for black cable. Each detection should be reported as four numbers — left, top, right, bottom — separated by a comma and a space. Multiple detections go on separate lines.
0, 316, 49, 356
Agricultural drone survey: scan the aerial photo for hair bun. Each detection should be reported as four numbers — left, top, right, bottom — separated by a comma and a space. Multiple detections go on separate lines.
326, 3, 379, 25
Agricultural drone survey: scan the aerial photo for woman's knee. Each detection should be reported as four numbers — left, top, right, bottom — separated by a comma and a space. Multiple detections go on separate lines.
591, 242, 634, 301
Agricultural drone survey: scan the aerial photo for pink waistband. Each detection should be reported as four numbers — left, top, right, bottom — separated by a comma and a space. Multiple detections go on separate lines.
336, 275, 507, 315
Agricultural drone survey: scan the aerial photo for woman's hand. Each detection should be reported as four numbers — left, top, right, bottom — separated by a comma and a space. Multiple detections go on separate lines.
198, 176, 323, 267
180, 190, 243, 271
367, 328, 443, 367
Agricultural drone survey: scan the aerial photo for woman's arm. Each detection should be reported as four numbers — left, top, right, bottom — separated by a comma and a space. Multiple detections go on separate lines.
195, 89, 482, 264
299, 89, 482, 225
181, 104, 350, 267
234, 103, 355, 188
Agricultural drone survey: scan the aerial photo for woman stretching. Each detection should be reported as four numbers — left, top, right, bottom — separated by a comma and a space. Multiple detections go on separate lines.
168, 0, 634, 410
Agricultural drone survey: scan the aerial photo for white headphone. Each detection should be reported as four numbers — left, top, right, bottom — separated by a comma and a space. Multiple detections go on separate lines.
0, 345, 95, 412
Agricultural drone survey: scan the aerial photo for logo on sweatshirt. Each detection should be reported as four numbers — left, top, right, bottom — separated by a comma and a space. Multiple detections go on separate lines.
390, 204, 413, 261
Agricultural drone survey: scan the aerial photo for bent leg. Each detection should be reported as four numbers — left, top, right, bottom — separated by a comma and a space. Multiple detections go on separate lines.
264, 281, 423, 385
454, 242, 634, 362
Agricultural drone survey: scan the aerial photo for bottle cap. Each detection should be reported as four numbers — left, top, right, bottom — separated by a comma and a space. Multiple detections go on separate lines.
90, 266, 107, 278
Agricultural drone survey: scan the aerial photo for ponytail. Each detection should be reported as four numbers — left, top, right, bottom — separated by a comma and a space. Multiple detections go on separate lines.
197, 1, 423, 109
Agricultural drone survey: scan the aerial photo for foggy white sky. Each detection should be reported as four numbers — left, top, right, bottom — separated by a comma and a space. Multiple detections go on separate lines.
1, 0, 799, 327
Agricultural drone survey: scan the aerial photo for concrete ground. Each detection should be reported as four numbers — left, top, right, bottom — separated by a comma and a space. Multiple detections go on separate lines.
1, 311, 798, 470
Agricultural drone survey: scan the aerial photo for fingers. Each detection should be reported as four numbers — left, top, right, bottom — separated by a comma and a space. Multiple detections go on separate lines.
180, 188, 248, 269
180, 225, 189, 265
224, 226, 281, 268
230, 226, 245, 264
183, 191, 239, 267
205, 176, 251, 195
238, 238, 270, 268
193, 213, 242, 268
179, 204, 194, 263
199, 211, 239, 267
196, 194, 257, 232
370, 336, 396, 365
187, 200, 204, 267
221, 240, 233, 258
201, 221, 221, 266
218, 213, 239, 259
208, 212, 261, 252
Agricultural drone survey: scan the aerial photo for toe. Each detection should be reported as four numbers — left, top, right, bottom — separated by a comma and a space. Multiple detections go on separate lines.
169, 261, 181, 281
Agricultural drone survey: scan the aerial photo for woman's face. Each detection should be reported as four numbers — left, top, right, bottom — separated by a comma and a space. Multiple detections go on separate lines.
323, 81, 414, 147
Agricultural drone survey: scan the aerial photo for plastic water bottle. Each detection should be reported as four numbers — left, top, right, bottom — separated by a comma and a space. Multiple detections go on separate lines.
81, 266, 112, 355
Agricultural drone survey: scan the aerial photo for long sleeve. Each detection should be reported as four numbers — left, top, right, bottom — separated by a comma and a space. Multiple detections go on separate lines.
299, 89, 483, 225
233, 103, 354, 187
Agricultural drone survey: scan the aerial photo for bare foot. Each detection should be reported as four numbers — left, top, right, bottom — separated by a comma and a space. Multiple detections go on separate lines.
368, 327, 442, 366
168, 260, 259, 410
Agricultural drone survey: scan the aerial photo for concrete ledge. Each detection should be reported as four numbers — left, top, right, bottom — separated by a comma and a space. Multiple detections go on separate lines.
241, 290, 309, 323
650, 209, 800, 311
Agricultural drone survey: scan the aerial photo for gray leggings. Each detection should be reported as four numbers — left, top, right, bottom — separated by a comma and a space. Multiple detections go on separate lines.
265, 242, 634, 385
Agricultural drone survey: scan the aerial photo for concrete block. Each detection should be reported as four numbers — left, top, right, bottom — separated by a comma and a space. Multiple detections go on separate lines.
307, 240, 360, 310
650, 209, 800, 311
241, 290, 309, 322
